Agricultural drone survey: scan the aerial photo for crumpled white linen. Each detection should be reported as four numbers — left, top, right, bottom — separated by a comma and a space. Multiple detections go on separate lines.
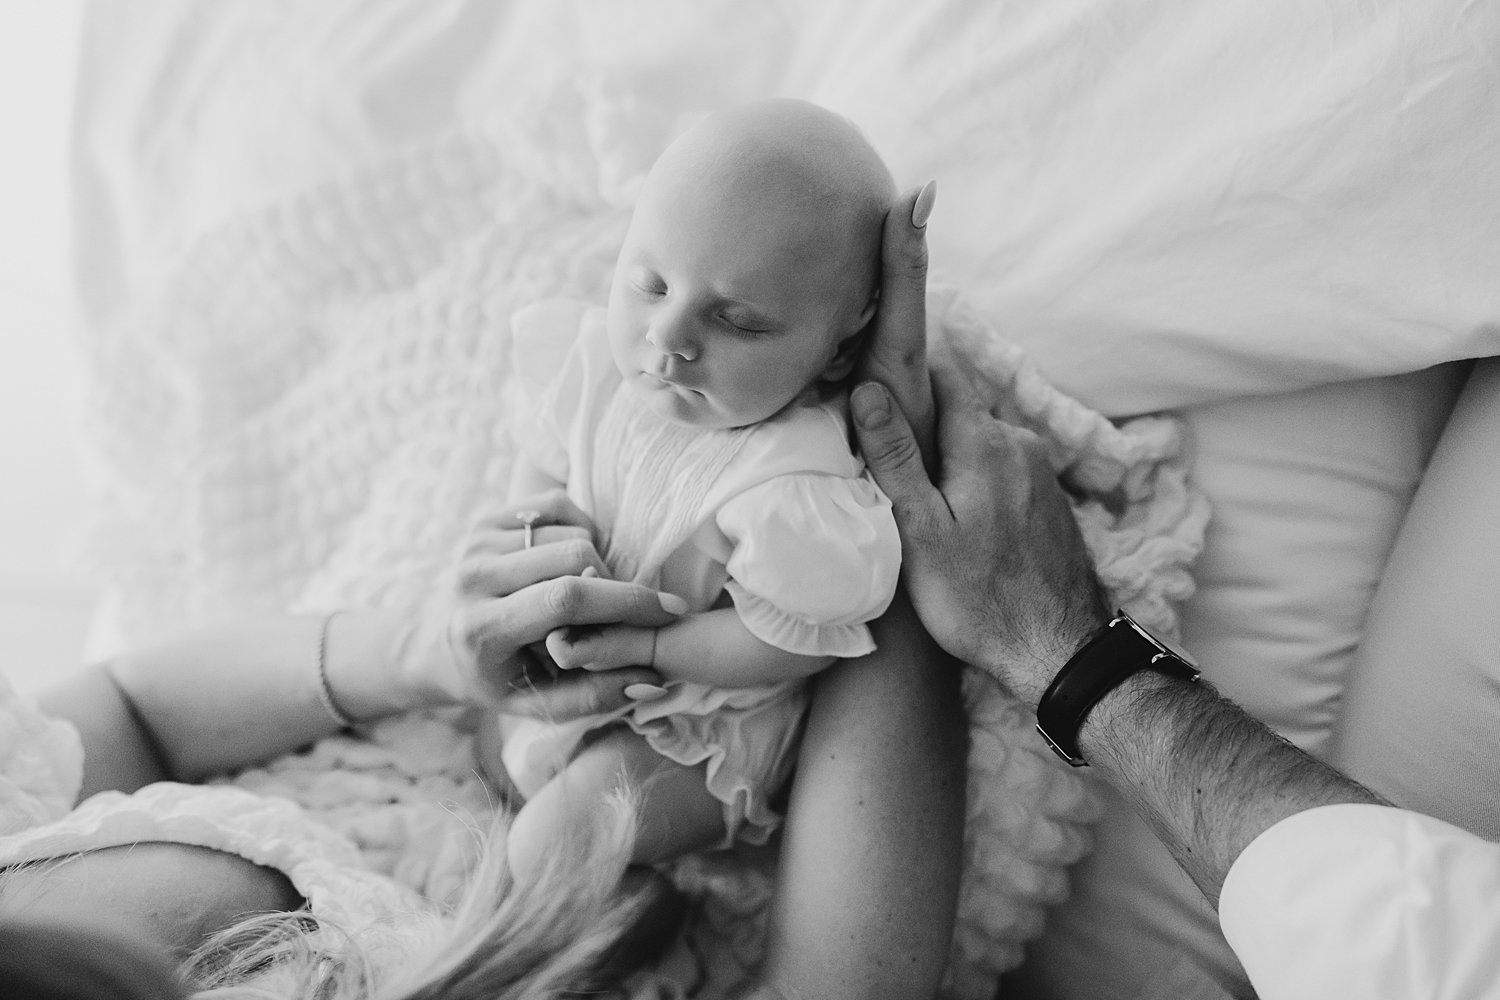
73, 0, 1500, 419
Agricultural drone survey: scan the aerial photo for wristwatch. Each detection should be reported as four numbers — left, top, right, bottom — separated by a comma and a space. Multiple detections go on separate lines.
1035, 610, 1201, 767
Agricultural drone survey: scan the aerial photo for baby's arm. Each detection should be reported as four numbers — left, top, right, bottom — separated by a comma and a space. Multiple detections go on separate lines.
547, 608, 835, 687
654, 608, 837, 685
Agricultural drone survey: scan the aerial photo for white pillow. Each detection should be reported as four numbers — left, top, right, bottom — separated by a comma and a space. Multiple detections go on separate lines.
785, 0, 1500, 413
523, 0, 1500, 410
1008, 363, 1466, 999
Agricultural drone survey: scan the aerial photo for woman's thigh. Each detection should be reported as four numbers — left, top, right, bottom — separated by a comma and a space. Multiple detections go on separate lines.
1333, 357, 1500, 837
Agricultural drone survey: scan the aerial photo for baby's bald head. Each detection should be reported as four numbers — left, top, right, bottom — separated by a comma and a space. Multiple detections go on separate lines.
606, 102, 896, 428
639, 99, 895, 323
653, 98, 895, 208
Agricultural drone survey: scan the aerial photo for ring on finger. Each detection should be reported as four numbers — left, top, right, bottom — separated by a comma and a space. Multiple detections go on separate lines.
514, 508, 543, 549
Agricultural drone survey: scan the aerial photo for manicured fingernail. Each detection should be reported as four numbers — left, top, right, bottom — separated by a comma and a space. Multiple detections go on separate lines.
581, 566, 599, 578
624, 683, 669, 702
852, 382, 891, 428
911, 180, 936, 228
658, 593, 688, 615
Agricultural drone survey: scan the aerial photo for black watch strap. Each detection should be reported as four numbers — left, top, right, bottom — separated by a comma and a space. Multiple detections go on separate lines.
1035, 611, 1200, 767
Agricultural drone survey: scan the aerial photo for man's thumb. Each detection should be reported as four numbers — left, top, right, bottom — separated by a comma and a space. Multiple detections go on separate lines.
852, 382, 930, 507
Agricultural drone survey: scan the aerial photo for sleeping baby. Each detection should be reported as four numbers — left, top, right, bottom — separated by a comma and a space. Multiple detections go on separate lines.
484, 98, 909, 881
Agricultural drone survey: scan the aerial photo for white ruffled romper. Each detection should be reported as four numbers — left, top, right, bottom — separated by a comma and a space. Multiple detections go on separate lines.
500, 300, 901, 846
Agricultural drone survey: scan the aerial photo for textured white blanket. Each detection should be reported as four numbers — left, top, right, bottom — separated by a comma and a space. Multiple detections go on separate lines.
47, 119, 1209, 997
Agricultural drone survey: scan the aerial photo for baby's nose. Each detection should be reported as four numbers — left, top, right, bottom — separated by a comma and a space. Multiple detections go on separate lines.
646, 312, 699, 361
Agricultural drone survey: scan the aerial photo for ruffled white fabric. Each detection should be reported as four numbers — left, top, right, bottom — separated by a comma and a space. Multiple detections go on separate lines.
719, 473, 899, 657
725, 582, 877, 658
507, 301, 900, 653
59, 95, 1208, 999
503, 301, 900, 844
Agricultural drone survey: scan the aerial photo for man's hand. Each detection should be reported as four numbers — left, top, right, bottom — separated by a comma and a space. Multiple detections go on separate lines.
850, 363, 1106, 706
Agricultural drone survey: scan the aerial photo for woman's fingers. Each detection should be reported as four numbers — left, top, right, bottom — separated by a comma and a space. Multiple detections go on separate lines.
519, 575, 687, 629
459, 492, 603, 576
865, 183, 932, 378
460, 523, 592, 562
466, 490, 598, 540
456, 537, 607, 596
496, 666, 667, 720
461, 576, 687, 656
857, 181, 936, 462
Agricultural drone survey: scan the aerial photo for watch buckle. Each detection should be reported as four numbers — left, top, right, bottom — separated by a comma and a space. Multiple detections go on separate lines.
1035, 723, 1089, 767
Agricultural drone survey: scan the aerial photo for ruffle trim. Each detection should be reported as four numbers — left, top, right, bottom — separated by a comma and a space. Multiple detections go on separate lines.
636, 685, 806, 850
725, 580, 877, 658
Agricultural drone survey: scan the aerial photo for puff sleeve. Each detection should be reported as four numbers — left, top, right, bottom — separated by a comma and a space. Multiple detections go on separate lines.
715, 472, 901, 658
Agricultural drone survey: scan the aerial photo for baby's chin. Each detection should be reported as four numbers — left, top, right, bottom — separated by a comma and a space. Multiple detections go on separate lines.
625, 377, 760, 431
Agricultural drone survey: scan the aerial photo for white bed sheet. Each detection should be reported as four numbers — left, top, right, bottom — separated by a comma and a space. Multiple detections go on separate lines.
73, 0, 1500, 415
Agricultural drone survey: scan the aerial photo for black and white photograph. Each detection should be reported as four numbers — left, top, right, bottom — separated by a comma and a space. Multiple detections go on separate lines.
0, 4, 1496, 998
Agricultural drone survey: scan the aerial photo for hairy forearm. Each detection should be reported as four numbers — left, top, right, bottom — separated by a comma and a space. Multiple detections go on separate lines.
1081, 671, 1385, 906
965, 602, 1384, 909
652, 608, 834, 687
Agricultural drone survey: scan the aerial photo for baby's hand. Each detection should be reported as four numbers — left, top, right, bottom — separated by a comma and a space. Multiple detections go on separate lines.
545, 623, 657, 672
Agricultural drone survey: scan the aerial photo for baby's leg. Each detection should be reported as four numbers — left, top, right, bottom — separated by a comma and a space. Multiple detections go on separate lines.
506, 727, 727, 882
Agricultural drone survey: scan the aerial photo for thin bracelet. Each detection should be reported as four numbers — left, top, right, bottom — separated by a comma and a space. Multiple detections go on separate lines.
315, 612, 357, 729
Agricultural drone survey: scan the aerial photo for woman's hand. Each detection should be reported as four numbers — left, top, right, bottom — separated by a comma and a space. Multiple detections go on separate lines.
387, 491, 678, 710
855, 180, 936, 464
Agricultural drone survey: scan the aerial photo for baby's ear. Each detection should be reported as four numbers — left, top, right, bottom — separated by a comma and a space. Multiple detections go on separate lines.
822, 329, 867, 383
821, 295, 879, 383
